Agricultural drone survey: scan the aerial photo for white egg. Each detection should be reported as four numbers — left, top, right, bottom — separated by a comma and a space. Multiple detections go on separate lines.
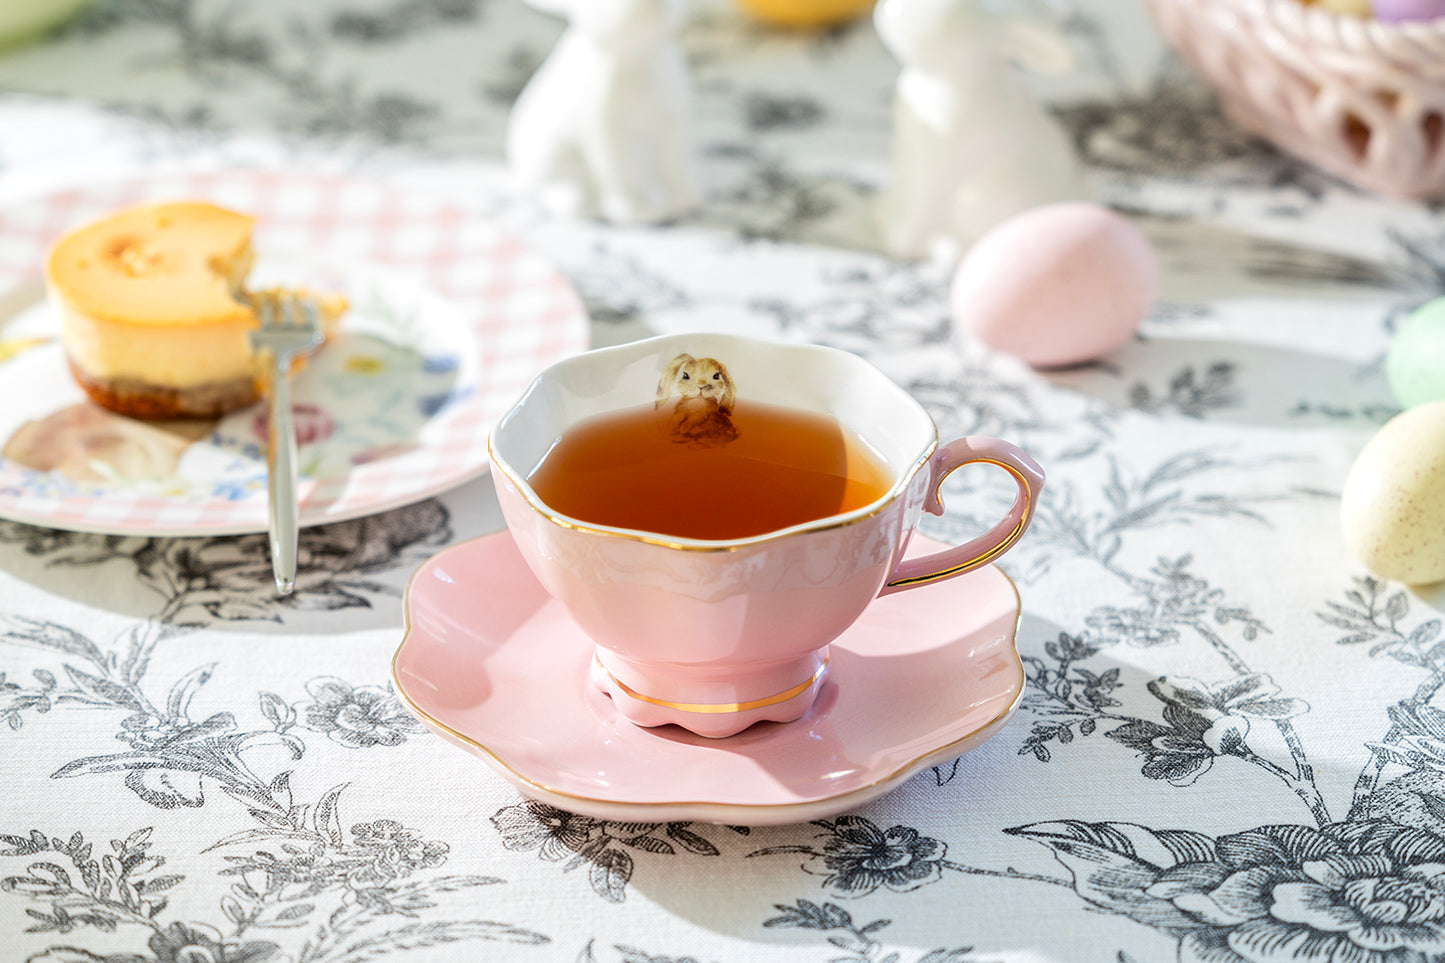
1341, 400, 1445, 585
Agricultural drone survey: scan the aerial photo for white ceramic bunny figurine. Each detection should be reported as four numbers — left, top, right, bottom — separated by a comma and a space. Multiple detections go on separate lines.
874, 0, 1089, 261
506, 0, 700, 225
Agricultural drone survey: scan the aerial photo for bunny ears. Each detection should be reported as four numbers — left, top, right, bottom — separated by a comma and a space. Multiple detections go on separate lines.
655, 353, 694, 407
655, 353, 738, 412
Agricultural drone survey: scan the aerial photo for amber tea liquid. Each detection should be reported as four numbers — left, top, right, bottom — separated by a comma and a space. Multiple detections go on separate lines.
526, 401, 894, 540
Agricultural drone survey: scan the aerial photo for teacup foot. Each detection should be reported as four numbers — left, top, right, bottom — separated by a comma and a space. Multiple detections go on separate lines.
591, 648, 828, 739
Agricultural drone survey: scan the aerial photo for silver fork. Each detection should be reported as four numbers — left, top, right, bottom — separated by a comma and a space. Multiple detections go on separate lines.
247, 292, 324, 595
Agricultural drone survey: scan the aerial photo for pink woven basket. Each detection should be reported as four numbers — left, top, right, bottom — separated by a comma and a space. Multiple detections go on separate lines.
1142, 0, 1445, 199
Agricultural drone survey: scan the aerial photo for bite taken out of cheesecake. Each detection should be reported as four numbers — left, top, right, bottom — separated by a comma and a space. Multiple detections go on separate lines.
44, 200, 346, 420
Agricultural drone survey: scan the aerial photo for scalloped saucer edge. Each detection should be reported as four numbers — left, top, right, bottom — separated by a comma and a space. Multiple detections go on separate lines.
391, 530, 1025, 826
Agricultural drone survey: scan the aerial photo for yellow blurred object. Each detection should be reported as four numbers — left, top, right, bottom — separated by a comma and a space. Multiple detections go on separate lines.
0, 0, 94, 51
0, 337, 47, 364
734, 0, 876, 28
1298, 0, 1372, 14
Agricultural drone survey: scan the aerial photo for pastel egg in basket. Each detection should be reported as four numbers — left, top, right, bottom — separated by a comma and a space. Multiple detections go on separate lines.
1143, 0, 1445, 199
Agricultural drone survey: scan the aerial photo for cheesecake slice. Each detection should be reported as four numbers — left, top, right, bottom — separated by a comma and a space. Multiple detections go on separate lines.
45, 200, 345, 420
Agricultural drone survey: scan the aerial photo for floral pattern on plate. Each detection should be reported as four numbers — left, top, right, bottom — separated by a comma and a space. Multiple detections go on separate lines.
0, 170, 590, 536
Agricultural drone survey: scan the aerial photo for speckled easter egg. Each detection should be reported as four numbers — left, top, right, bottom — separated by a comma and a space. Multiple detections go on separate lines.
950, 202, 1157, 369
1341, 400, 1445, 584
1387, 297, 1445, 409
734, 0, 874, 27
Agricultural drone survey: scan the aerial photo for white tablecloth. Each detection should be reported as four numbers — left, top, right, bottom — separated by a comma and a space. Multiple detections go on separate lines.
2, 2, 1443, 961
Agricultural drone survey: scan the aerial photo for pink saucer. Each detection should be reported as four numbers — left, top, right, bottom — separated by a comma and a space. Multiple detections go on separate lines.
392, 531, 1025, 825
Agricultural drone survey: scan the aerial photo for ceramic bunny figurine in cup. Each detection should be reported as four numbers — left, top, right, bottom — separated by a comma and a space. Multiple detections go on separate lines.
506, 0, 700, 224
654, 352, 739, 446
489, 334, 1045, 738
875, 0, 1089, 261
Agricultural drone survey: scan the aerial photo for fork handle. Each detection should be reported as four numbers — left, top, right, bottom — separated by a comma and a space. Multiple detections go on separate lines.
266, 355, 301, 595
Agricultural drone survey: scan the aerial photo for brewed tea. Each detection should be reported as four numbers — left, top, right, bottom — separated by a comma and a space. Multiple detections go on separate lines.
526, 401, 894, 540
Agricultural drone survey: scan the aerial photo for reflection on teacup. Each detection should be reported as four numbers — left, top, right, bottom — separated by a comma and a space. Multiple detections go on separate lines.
489, 333, 1044, 738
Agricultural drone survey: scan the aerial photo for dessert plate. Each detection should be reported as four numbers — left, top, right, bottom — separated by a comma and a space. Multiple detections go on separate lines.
0, 170, 589, 536
392, 530, 1025, 825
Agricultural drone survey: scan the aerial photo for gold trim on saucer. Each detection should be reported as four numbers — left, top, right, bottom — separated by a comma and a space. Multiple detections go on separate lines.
389, 532, 1027, 824
597, 655, 829, 714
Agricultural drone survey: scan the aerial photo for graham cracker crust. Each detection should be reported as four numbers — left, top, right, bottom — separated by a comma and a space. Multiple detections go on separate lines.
68, 359, 260, 420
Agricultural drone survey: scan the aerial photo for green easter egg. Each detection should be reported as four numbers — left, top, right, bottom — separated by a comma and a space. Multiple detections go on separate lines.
1387, 297, 1445, 409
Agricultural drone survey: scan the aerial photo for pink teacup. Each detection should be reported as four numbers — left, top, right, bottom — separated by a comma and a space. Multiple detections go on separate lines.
489, 333, 1044, 738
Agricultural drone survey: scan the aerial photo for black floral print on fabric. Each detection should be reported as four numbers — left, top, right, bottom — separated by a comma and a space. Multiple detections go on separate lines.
3, 0, 1445, 959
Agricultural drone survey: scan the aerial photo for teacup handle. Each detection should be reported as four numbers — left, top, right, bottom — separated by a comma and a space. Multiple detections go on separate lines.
878, 437, 1045, 597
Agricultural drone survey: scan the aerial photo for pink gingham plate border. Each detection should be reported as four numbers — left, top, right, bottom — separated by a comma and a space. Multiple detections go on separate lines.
0, 170, 590, 536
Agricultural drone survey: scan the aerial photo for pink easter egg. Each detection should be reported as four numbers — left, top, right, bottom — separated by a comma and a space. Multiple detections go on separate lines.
950, 202, 1157, 369
1372, 0, 1445, 21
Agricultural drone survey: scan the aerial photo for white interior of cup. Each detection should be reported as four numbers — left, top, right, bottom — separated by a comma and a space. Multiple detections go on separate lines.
489, 333, 938, 535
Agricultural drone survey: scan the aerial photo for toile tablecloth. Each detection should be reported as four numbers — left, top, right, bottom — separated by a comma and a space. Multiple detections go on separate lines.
3, 2, 1444, 962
